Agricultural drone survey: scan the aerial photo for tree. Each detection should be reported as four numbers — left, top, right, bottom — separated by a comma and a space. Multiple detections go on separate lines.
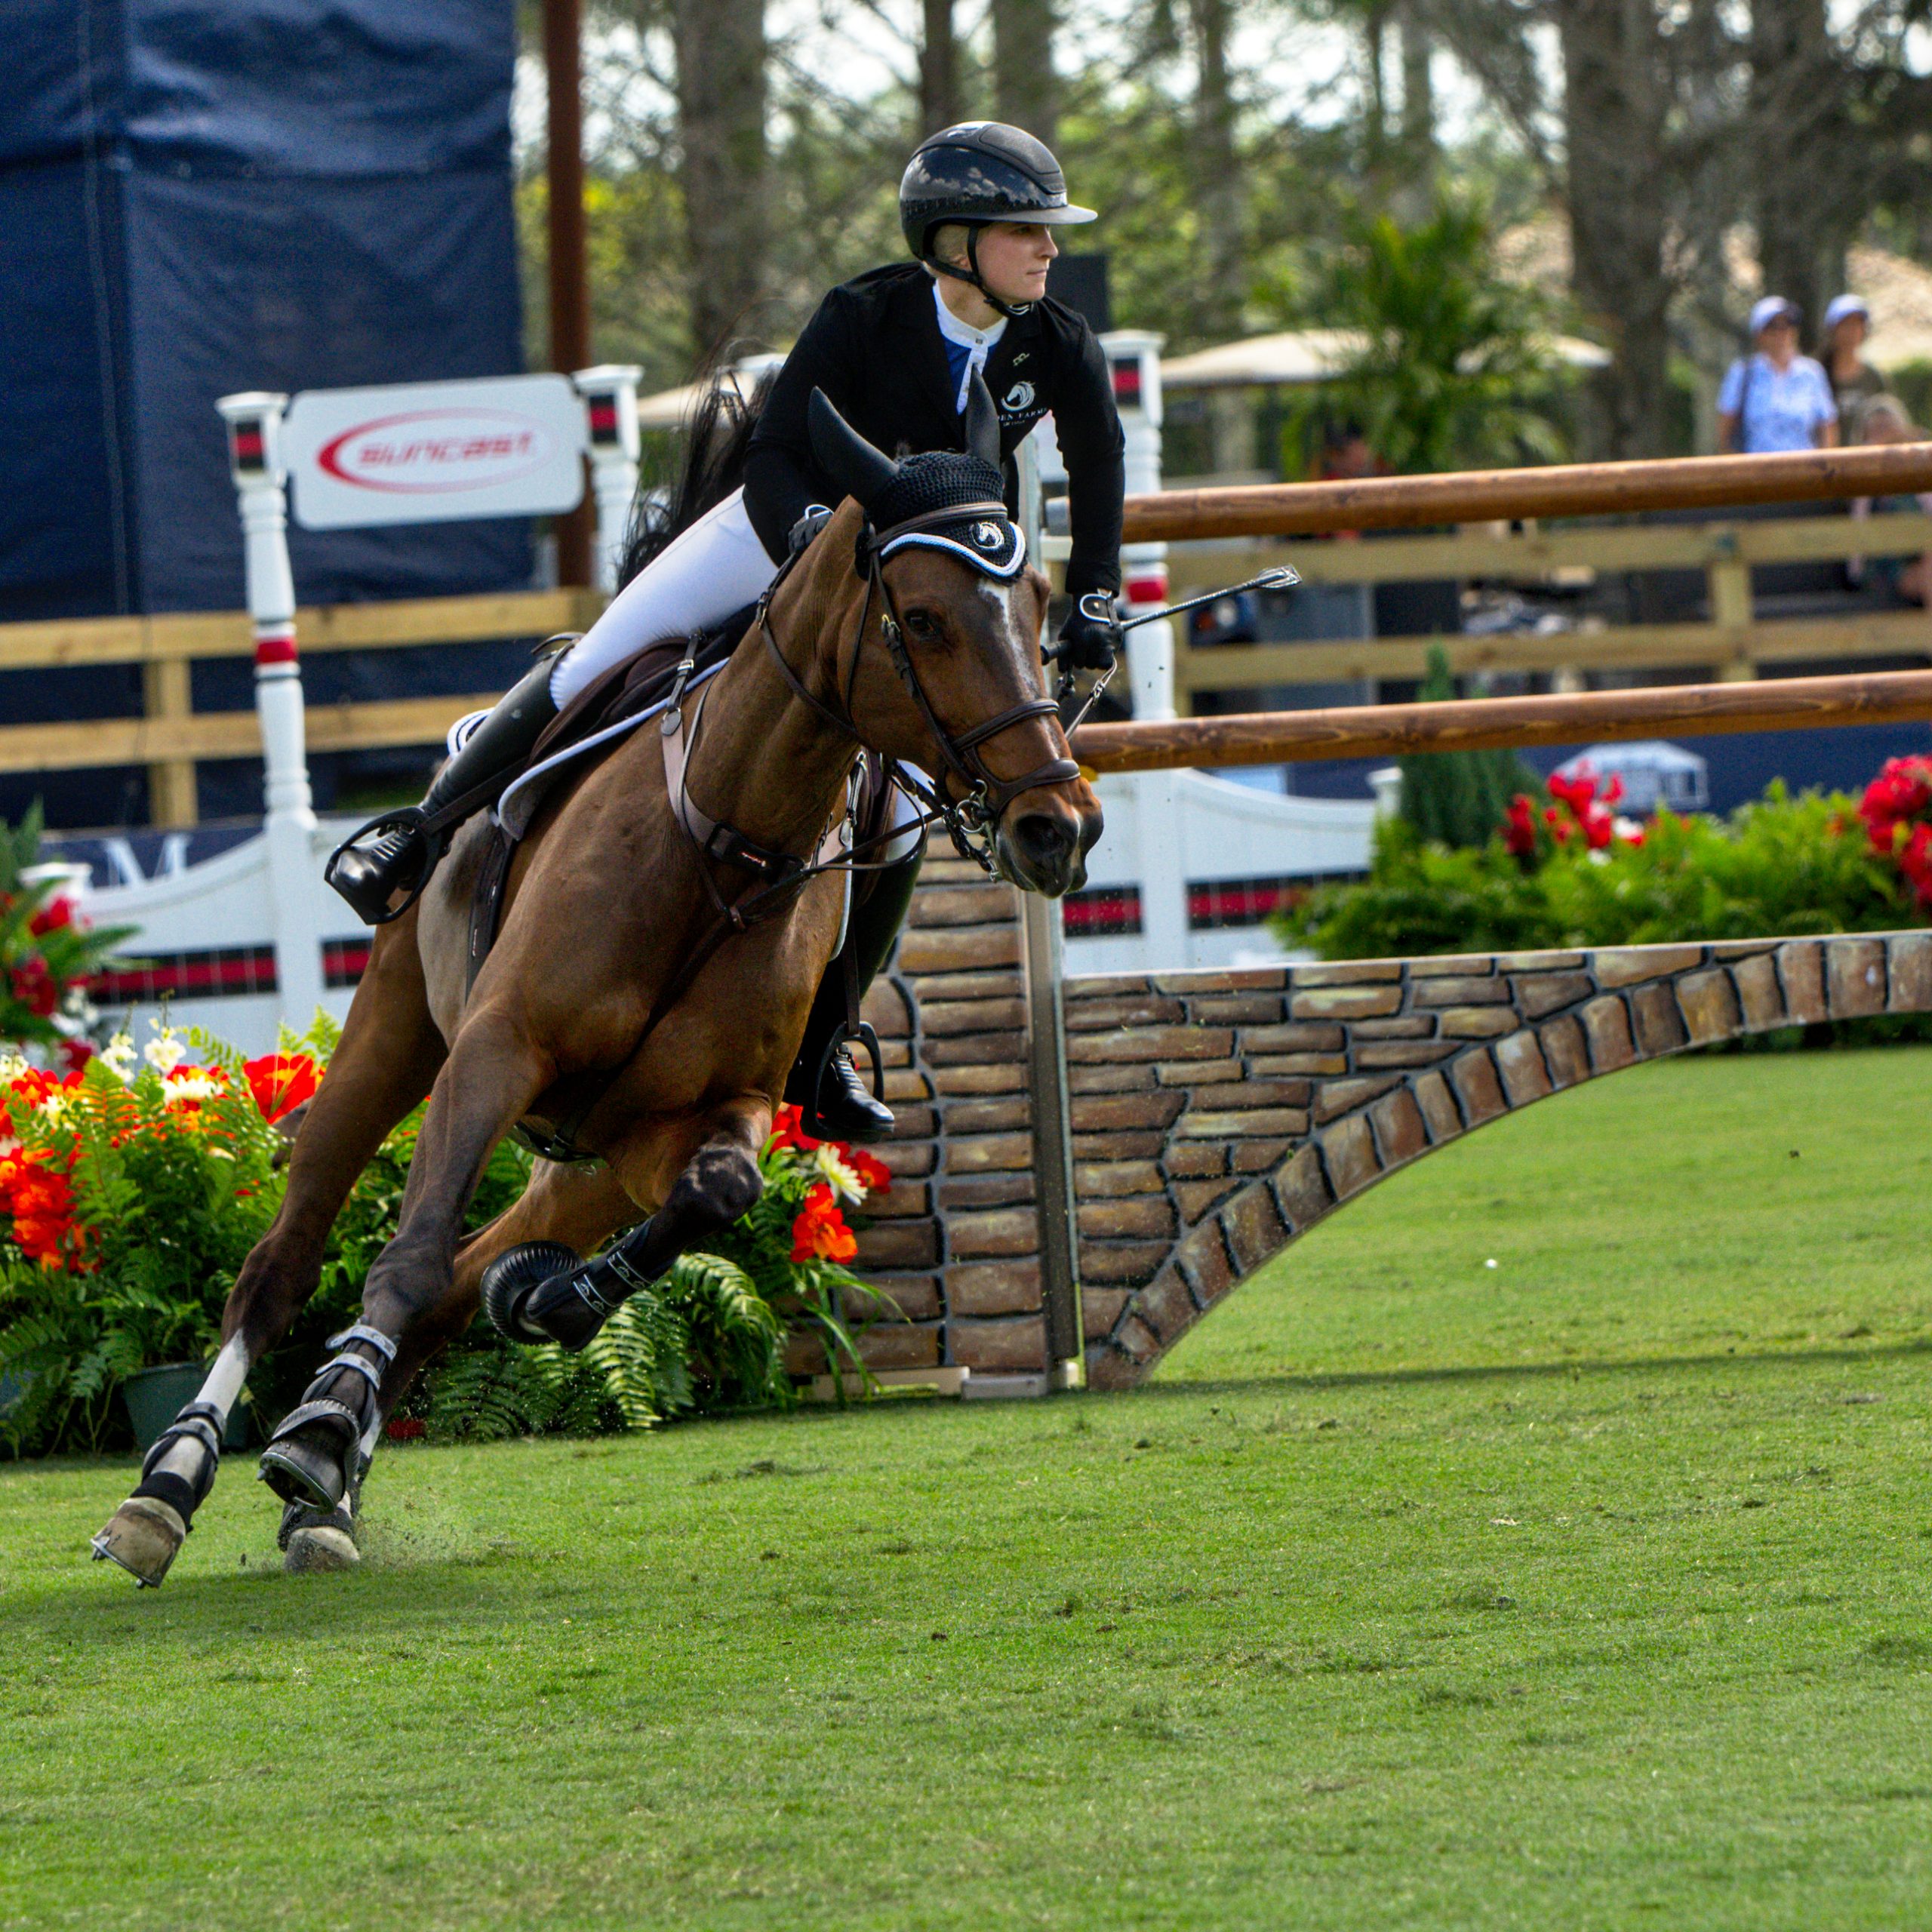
920, 0, 963, 132
1398, 644, 1539, 849
1314, 191, 1569, 475
992, 0, 1057, 142
1188, 0, 1245, 342
670, 0, 770, 357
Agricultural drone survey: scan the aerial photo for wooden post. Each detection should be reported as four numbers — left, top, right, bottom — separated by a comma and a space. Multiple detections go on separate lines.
543, 0, 594, 588
1016, 438, 1084, 1389
141, 657, 198, 827
1706, 531, 1756, 681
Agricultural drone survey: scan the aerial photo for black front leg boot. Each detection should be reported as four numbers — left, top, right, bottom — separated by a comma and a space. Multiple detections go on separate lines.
325, 657, 561, 923
258, 1324, 395, 1513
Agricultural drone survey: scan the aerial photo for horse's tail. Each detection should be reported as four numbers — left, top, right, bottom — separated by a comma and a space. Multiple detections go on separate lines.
617, 365, 777, 589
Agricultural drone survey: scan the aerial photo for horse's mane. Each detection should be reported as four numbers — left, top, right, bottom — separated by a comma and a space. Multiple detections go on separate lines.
617, 367, 777, 589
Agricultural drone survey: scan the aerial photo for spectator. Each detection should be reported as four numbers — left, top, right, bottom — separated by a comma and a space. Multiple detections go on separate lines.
1818, 293, 1886, 421
1716, 297, 1838, 454
1847, 394, 1929, 607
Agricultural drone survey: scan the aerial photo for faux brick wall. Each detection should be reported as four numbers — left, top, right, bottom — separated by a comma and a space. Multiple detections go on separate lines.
789, 856, 1048, 1377
1069, 931, 1932, 1388
810, 872, 1932, 1391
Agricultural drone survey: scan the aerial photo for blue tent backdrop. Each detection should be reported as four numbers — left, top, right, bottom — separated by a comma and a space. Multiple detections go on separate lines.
0, 0, 534, 824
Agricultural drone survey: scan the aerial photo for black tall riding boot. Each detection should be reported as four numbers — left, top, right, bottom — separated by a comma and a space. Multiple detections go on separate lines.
325, 658, 561, 924
788, 846, 923, 1143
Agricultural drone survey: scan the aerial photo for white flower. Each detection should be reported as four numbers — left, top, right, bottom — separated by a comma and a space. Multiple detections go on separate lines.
35, 1089, 75, 1125
813, 1143, 866, 1203
165, 1070, 223, 1104
100, 1033, 137, 1081
0, 1051, 29, 1086
143, 1029, 186, 1075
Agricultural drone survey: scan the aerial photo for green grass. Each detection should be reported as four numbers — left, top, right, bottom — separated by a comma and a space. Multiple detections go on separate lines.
5, 1047, 1932, 1930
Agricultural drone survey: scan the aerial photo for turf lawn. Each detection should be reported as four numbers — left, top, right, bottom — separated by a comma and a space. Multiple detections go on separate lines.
5, 1046, 1932, 1930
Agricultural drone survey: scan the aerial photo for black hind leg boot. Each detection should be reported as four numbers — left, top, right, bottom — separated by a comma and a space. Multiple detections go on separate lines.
325, 657, 561, 923
788, 846, 923, 1143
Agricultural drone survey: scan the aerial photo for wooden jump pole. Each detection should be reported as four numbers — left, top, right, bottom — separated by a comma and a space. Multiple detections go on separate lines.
1070, 668, 1932, 774
1121, 441, 1932, 543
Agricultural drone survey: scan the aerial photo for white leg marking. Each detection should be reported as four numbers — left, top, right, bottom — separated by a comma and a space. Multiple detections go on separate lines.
146, 1333, 250, 1482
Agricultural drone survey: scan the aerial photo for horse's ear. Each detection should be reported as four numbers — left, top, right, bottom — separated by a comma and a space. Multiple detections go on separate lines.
964, 370, 1001, 468
808, 389, 899, 510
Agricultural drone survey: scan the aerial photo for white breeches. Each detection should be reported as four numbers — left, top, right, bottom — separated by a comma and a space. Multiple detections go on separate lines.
548, 487, 778, 709
542, 481, 925, 867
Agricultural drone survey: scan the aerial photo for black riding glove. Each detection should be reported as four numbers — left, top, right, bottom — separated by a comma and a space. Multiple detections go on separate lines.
1056, 601, 1121, 673
788, 505, 834, 557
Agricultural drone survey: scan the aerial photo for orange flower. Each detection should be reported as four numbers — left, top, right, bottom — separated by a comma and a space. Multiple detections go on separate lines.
789, 1183, 857, 1263
242, 1053, 318, 1124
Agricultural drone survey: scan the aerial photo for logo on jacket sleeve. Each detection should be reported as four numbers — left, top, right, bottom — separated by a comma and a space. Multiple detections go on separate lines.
1001, 382, 1036, 414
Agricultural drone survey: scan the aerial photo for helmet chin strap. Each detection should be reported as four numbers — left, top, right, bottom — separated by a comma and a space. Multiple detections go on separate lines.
928, 226, 1033, 322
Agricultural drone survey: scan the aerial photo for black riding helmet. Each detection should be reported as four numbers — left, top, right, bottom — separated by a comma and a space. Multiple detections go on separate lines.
900, 122, 1097, 318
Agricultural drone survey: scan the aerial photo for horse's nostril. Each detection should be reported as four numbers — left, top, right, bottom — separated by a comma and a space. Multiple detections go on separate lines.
1014, 814, 1075, 869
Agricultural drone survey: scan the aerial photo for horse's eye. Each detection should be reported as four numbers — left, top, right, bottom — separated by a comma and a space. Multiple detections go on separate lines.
903, 608, 942, 640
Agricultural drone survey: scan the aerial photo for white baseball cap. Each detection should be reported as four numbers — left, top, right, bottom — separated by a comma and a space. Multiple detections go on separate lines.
1823, 293, 1869, 331
1749, 296, 1800, 335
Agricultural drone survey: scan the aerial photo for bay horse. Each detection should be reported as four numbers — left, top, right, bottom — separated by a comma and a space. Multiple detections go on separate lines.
91, 382, 1102, 1586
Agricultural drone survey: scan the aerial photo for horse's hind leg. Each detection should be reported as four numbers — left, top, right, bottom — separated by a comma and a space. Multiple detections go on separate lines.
367, 1160, 642, 1419
257, 1014, 552, 1520
91, 924, 445, 1587
485, 1099, 771, 1352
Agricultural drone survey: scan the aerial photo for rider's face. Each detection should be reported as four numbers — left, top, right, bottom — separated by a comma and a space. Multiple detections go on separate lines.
972, 223, 1060, 307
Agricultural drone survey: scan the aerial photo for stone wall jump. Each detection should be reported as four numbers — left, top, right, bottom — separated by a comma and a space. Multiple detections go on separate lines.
814, 867, 1932, 1392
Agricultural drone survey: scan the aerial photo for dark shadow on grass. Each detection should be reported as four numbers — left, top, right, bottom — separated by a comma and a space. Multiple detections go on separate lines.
1141, 1334, 1932, 1400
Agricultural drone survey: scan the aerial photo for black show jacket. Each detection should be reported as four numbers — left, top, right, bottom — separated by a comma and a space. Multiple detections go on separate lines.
743, 263, 1125, 598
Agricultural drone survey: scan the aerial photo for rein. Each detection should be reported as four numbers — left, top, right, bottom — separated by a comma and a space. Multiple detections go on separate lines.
523, 498, 1090, 1163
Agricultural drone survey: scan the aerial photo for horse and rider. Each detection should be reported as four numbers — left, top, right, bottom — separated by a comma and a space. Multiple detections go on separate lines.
92, 122, 1126, 1585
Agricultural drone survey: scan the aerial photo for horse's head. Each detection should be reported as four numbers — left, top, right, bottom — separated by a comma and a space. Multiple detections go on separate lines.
801, 378, 1103, 898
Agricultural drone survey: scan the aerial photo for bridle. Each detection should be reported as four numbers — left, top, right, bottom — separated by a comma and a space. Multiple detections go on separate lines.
749, 497, 1091, 874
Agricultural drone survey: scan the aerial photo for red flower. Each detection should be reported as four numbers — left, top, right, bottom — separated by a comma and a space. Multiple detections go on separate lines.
1543, 804, 1572, 844
243, 1052, 319, 1124
0, 1148, 82, 1270
9, 955, 59, 1017
58, 1037, 93, 1074
1502, 794, 1538, 858
27, 896, 74, 938
767, 1103, 820, 1155
1580, 801, 1616, 851
841, 1146, 892, 1196
789, 1182, 857, 1263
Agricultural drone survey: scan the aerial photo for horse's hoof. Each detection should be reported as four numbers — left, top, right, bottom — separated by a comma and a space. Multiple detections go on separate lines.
285, 1524, 360, 1574
91, 1496, 186, 1588
482, 1241, 583, 1342
257, 1431, 347, 1513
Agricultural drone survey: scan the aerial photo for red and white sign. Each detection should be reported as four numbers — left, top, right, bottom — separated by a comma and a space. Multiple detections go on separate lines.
283, 375, 587, 531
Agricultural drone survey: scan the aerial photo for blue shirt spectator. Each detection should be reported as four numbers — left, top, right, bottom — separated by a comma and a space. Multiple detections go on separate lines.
1717, 297, 1839, 454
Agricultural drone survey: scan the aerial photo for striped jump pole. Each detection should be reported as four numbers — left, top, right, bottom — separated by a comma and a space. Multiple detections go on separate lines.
216, 392, 326, 1030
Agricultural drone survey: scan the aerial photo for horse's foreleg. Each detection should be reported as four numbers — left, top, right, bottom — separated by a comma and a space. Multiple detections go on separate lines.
91, 924, 445, 1587
257, 1014, 550, 1521
485, 1099, 772, 1352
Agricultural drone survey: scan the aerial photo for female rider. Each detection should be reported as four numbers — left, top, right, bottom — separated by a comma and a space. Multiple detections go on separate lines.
326, 121, 1125, 1143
